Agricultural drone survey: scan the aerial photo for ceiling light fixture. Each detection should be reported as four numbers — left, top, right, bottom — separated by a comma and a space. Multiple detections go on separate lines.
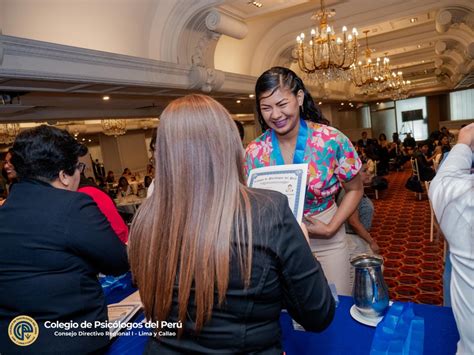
101, 119, 127, 137
0, 123, 20, 144
236, 100, 241, 104
295, 0, 358, 84
249, 94, 255, 98
410, 18, 418, 23
350, 31, 391, 95
386, 71, 411, 100
248, 1, 262, 8
102, 96, 110, 101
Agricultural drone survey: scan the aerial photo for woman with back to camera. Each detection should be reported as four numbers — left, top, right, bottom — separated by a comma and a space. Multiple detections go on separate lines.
129, 94, 335, 354
0, 125, 129, 354
244, 67, 363, 296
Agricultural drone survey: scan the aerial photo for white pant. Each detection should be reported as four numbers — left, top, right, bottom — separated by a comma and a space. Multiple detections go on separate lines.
308, 204, 351, 296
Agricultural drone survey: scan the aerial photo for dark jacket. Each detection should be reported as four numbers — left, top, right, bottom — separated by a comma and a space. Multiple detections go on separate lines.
145, 189, 335, 354
0, 179, 129, 354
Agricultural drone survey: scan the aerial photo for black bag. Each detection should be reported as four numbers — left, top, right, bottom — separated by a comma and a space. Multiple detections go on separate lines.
405, 176, 423, 193
371, 176, 388, 190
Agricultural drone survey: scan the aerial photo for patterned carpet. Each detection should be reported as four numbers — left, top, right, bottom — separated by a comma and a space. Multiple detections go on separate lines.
368, 168, 445, 306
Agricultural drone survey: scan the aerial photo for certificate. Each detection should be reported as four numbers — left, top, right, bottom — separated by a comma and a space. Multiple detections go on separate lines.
247, 164, 308, 223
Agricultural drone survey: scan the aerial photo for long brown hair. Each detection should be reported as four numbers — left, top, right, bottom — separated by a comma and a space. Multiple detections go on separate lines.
129, 94, 253, 333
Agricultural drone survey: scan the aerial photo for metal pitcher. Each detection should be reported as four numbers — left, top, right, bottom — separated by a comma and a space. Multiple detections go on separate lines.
351, 254, 390, 318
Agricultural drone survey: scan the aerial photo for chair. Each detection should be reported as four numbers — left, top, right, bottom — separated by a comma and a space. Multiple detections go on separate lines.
410, 158, 422, 200
363, 160, 379, 200
425, 180, 440, 243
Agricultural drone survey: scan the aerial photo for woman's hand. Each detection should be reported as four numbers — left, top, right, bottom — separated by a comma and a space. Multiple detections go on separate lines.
457, 123, 474, 151
369, 240, 380, 254
304, 217, 335, 239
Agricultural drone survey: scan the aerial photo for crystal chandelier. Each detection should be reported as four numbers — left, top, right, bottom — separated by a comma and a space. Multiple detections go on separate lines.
0, 123, 20, 144
101, 119, 127, 137
295, 0, 358, 84
386, 71, 412, 100
350, 31, 391, 95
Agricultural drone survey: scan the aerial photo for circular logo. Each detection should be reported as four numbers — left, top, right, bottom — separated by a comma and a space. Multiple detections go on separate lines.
8, 315, 39, 346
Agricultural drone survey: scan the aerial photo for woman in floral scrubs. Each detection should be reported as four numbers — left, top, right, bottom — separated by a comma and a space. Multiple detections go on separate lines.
244, 67, 363, 295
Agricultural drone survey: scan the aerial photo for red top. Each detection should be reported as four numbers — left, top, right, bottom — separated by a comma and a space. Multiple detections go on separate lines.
78, 186, 128, 244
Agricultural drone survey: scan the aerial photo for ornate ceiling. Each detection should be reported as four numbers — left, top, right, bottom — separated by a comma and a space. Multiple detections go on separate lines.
0, 0, 472, 122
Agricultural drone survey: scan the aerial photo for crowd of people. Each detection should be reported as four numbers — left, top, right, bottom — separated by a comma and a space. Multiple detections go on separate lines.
0, 66, 472, 354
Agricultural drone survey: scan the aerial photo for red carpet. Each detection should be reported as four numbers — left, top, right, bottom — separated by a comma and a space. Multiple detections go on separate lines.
369, 169, 445, 306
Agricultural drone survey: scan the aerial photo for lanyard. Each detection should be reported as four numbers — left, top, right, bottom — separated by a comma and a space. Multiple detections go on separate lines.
271, 118, 308, 165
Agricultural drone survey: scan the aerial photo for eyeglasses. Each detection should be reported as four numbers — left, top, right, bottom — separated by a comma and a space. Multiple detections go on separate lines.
76, 162, 86, 174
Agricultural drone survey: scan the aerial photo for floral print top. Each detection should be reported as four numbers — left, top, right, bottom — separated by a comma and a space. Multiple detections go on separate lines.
244, 120, 361, 215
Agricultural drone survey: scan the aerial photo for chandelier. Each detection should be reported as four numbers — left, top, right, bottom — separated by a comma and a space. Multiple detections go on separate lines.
295, 0, 358, 84
101, 119, 127, 137
386, 71, 412, 100
0, 123, 20, 144
350, 31, 391, 95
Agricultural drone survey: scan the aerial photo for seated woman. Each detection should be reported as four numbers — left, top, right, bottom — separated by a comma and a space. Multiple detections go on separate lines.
0, 125, 129, 354
105, 170, 115, 183
129, 95, 335, 354
117, 175, 133, 197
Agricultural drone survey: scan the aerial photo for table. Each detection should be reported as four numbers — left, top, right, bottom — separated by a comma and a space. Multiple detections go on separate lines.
115, 196, 144, 214
105, 275, 459, 355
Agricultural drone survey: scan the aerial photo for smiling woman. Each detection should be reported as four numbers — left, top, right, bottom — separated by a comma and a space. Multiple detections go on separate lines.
245, 67, 364, 296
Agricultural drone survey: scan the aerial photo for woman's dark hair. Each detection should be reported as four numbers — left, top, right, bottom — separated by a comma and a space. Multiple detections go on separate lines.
11, 125, 87, 181
234, 120, 245, 141
379, 133, 387, 141
118, 176, 129, 188
144, 175, 153, 188
149, 128, 157, 152
254, 66, 328, 131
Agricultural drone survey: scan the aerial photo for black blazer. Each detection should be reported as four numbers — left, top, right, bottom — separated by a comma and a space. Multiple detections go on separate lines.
145, 189, 335, 354
0, 179, 129, 354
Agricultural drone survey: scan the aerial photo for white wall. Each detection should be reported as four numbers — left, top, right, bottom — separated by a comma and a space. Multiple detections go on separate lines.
450, 89, 474, 121
1, 0, 155, 57
395, 97, 428, 141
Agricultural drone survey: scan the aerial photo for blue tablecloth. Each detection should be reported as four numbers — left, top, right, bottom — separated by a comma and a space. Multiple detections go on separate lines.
105, 274, 459, 355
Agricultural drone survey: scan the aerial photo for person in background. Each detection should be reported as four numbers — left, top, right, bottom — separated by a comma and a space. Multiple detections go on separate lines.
337, 165, 379, 255
78, 174, 128, 244
403, 133, 416, 154
144, 175, 153, 188
119, 168, 135, 185
429, 122, 474, 355
440, 126, 455, 144
105, 170, 115, 183
129, 94, 335, 354
118, 176, 133, 197
376, 133, 390, 175
234, 120, 245, 142
0, 168, 7, 200
0, 125, 129, 353
358, 131, 371, 148
414, 141, 436, 181
0, 149, 18, 205
146, 163, 155, 177
244, 67, 363, 296
146, 133, 157, 198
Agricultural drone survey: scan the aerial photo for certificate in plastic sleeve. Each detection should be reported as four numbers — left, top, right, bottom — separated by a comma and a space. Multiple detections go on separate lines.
247, 164, 308, 223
